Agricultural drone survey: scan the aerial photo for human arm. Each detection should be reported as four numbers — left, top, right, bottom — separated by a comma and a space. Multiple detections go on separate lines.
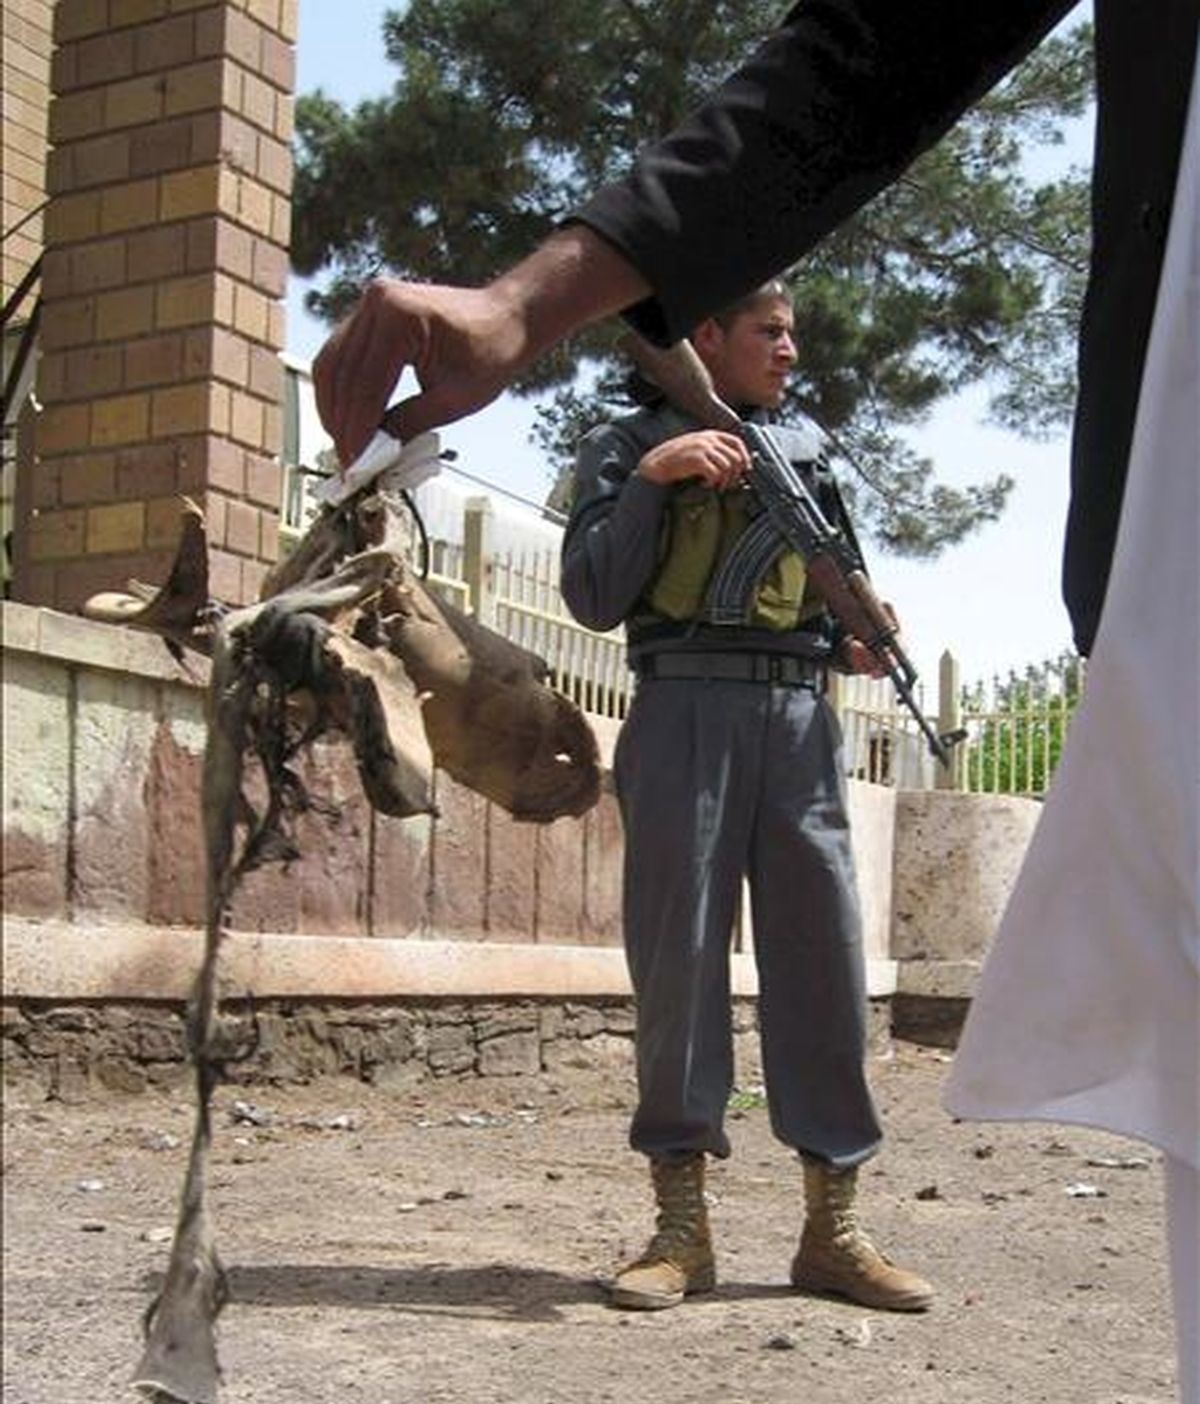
312, 226, 650, 466
560, 425, 748, 632
573, 0, 1076, 344
314, 0, 1073, 466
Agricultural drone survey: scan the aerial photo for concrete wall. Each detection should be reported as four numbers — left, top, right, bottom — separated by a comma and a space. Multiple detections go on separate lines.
3, 600, 1047, 1085
2, 601, 913, 1006
891, 790, 1041, 998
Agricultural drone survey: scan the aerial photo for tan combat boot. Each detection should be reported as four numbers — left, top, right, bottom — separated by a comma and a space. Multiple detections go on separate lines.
610, 1153, 716, 1310
790, 1160, 933, 1312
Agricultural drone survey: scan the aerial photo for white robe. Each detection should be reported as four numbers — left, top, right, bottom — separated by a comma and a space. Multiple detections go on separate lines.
944, 41, 1200, 1401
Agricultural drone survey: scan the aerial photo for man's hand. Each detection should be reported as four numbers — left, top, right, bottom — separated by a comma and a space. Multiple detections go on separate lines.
839, 601, 901, 678
313, 280, 526, 467
312, 227, 652, 467
638, 431, 750, 490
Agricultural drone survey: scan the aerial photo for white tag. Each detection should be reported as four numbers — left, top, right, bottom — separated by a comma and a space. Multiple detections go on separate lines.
314, 429, 442, 506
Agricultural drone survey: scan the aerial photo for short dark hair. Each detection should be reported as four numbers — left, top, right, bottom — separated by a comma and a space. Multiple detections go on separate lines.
711, 278, 792, 330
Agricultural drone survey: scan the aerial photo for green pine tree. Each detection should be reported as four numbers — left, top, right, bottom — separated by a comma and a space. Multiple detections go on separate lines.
293, 2, 1093, 556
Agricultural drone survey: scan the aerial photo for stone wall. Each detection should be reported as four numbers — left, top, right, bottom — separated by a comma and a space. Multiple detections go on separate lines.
2, 995, 902, 1102
889, 789, 1041, 1044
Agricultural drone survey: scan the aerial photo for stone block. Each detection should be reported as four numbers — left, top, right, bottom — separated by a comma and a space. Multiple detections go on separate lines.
55, 0, 110, 46
370, 812, 431, 938
229, 389, 265, 450
125, 332, 186, 390
150, 381, 222, 438
294, 740, 372, 936
145, 713, 206, 927
426, 1020, 476, 1076
75, 28, 138, 84
244, 453, 281, 508
72, 666, 159, 917
581, 790, 623, 946
224, 496, 258, 554
129, 116, 195, 177
239, 69, 276, 133
69, 237, 127, 293
485, 806, 536, 940
163, 57, 226, 117
478, 1028, 541, 1077
145, 495, 184, 549
38, 291, 96, 351
159, 165, 222, 223
890, 790, 1039, 962
429, 774, 487, 939
133, 13, 197, 72
48, 88, 106, 144
110, 0, 169, 26
35, 402, 90, 456
28, 507, 86, 562
155, 271, 217, 329
104, 76, 164, 131
535, 814, 584, 942
65, 345, 124, 398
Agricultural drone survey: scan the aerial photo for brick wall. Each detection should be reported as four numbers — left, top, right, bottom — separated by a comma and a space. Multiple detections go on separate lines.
12, 0, 297, 611
1, 0, 53, 306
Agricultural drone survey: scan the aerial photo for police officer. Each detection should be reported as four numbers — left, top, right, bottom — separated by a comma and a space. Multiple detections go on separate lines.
561, 281, 933, 1312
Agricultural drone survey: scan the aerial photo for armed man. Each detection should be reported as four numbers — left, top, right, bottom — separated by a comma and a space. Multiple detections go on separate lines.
560, 280, 933, 1313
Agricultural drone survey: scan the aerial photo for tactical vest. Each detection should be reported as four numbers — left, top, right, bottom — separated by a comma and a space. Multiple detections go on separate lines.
646, 431, 831, 632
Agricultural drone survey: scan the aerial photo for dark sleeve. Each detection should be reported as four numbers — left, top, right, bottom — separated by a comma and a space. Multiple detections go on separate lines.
1062, 0, 1198, 654
560, 423, 671, 632
571, 0, 1075, 344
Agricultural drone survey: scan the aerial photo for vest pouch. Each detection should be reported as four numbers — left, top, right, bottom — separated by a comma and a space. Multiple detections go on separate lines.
752, 551, 808, 631
719, 491, 809, 631
648, 483, 723, 620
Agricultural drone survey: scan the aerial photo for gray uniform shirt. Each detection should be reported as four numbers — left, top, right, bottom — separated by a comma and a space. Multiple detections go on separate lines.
560, 400, 843, 663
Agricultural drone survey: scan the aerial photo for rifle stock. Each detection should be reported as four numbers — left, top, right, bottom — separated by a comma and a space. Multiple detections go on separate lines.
618, 332, 963, 768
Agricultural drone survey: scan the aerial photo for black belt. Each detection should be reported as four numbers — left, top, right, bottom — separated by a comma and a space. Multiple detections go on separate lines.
634, 651, 827, 689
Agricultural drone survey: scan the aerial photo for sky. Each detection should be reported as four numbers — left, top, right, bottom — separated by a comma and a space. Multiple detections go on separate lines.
286, 3, 1094, 691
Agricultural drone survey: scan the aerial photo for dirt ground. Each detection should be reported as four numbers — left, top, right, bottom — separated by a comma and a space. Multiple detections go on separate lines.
1, 1041, 1178, 1404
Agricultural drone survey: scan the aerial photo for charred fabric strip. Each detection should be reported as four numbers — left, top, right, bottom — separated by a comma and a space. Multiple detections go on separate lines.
83, 473, 600, 1403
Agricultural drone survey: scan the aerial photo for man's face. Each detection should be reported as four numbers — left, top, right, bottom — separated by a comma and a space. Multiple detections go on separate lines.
695, 295, 797, 409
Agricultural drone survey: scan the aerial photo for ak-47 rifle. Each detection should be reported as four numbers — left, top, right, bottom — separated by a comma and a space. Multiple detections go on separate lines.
620, 332, 965, 769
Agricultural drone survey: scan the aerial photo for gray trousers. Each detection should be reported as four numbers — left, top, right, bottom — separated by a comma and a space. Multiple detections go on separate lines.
613, 676, 883, 1170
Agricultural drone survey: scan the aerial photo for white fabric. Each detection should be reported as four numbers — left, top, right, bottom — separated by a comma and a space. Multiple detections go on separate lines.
944, 43, 1200, 1401
314, 429, 443, 506
944, 37, 1199, 1170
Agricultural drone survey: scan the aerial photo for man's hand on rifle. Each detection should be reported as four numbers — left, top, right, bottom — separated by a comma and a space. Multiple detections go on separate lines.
838, 601, 901, 679
638, 431, 750, 490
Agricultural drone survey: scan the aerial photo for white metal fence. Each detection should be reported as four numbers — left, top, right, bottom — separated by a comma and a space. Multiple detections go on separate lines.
282, 457, 1081, 798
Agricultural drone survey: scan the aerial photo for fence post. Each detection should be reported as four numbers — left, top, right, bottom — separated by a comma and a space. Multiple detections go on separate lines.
463, 496, 496, 625
825, 668, 845, 720
936, 649, 963, 791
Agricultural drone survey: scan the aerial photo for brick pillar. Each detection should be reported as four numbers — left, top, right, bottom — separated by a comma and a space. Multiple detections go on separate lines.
13, 0, 297, 611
